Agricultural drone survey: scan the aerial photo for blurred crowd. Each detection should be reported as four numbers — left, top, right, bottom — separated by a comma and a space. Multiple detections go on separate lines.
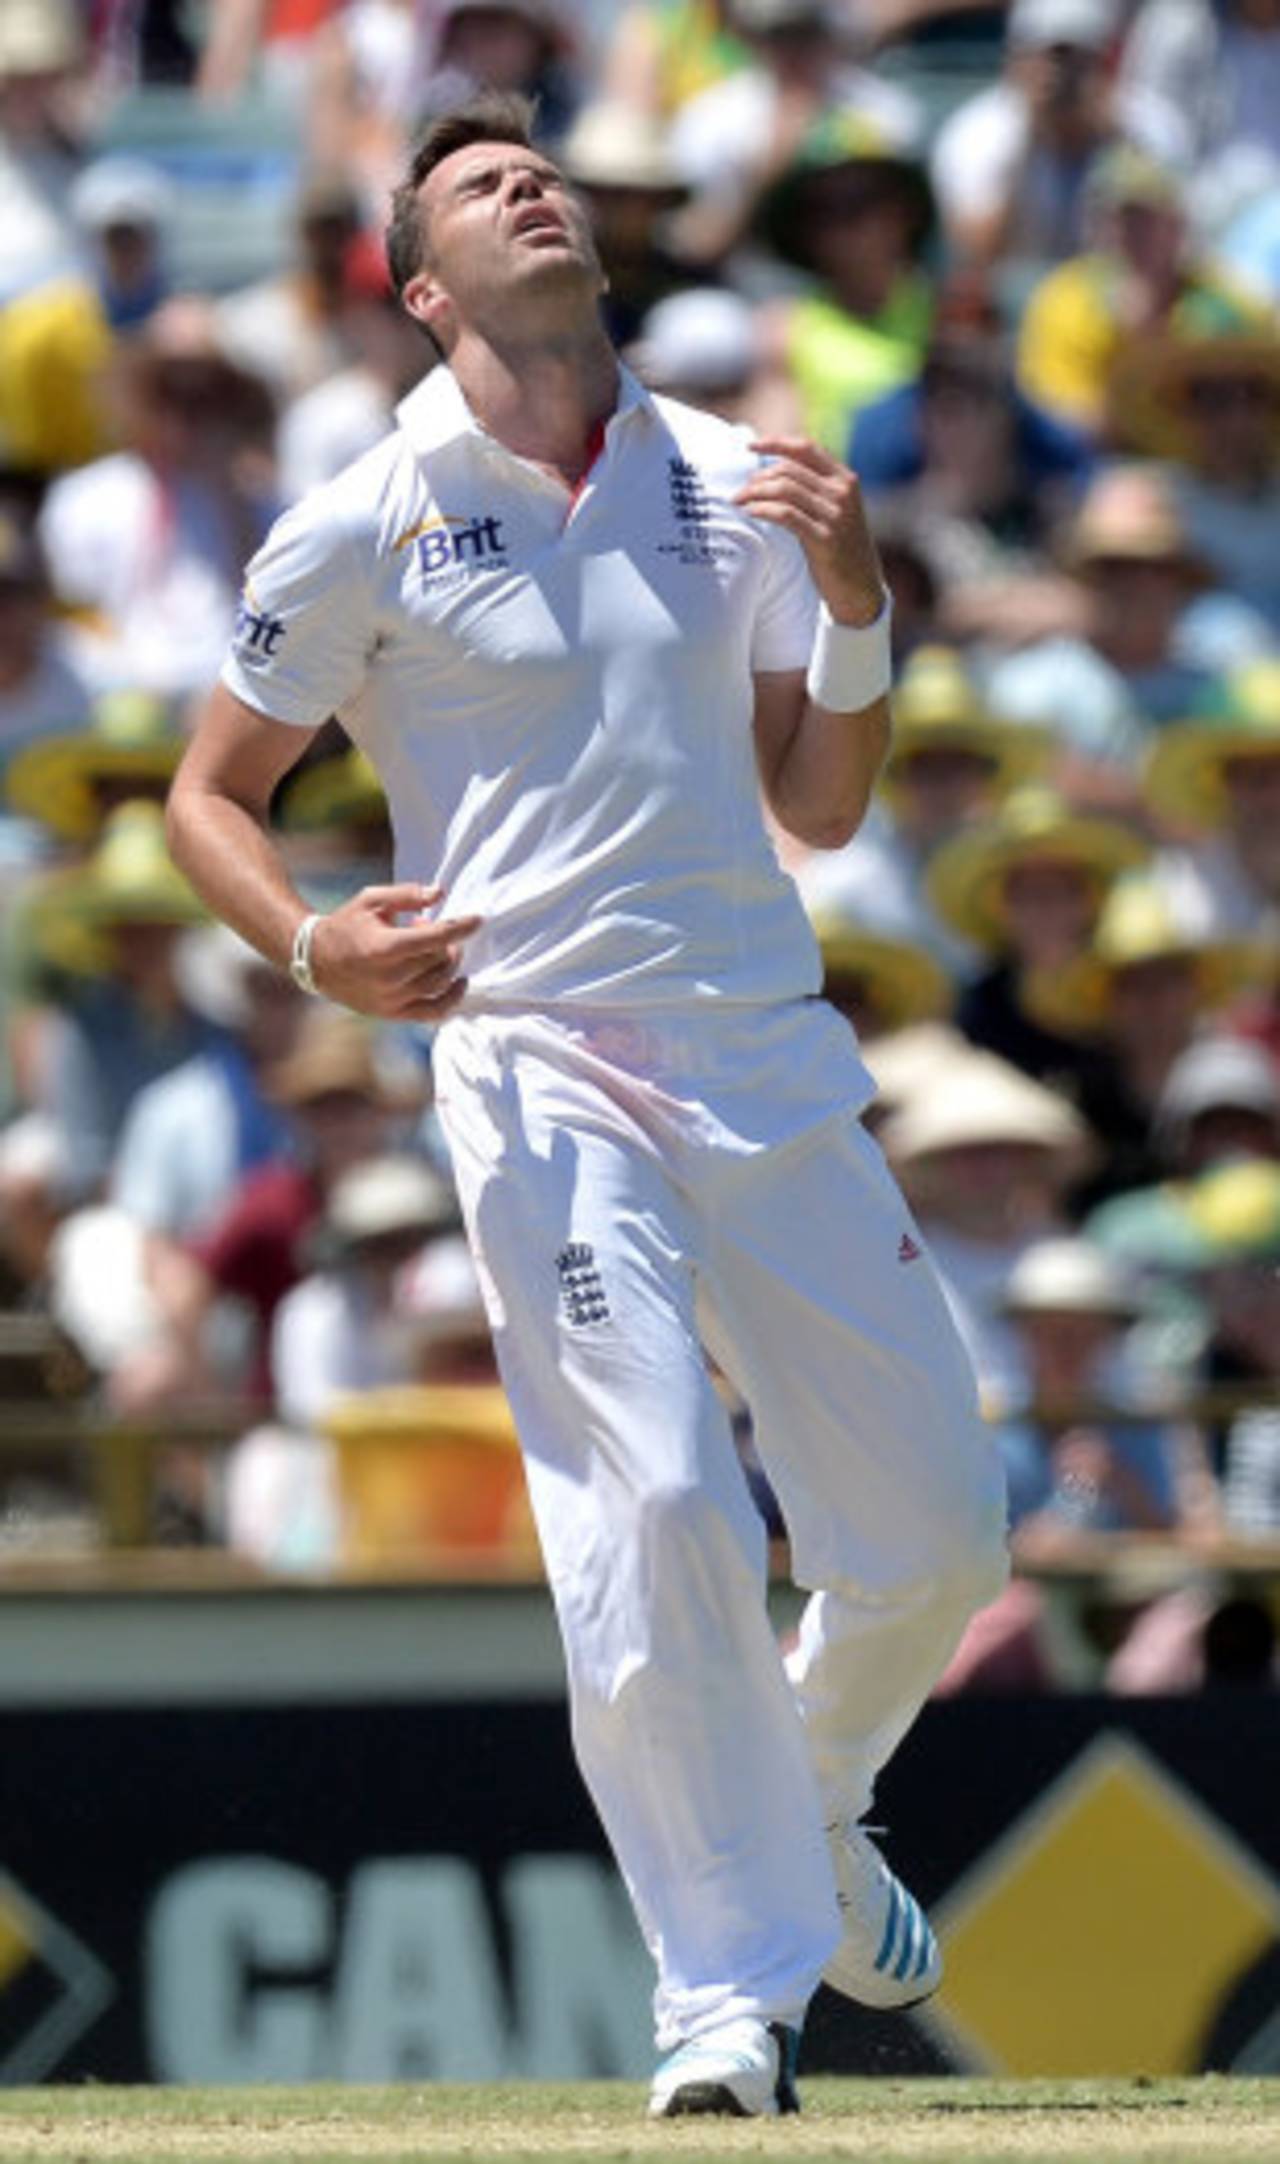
1, 0, 1279, 1686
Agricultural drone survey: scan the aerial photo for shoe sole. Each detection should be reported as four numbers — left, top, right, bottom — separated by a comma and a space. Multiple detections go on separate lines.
656, 2082, 757, 2118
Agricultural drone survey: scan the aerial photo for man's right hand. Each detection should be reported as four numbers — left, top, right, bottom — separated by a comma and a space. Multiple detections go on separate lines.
308, 883, 482, 1022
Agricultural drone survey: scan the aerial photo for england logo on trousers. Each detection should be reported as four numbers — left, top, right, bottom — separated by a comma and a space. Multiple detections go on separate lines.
555, 1243, 610, 1327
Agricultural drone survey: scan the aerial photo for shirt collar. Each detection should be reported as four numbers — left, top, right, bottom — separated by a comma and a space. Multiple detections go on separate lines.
395, 359, 655, 462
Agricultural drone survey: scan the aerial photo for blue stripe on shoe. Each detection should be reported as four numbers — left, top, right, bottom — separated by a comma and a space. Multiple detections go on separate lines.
875, 1882, 901, 1973
914, 1923, 937, 1981
894, 1897, 920, 1982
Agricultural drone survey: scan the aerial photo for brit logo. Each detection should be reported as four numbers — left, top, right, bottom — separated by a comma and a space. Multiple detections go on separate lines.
233, 587, 287, 666
394, 512, 509, 588
555, 1242, 610, 1327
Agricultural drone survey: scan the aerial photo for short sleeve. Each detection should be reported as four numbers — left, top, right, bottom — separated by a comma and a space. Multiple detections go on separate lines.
221, 492, 375, 728
750, 518, 819, 675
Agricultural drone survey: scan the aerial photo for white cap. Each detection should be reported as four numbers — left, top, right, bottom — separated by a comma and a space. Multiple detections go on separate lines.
70, 157, 174, 235
633, 289, 757, 391
1007, 0, 1116, 50
1000, 1237, 1144, 1319
326, 1156, 458, 1248
0, 0, 83, 76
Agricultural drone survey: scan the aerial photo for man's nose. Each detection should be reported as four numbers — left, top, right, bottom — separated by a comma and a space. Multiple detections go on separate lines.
505, 167, 546, 202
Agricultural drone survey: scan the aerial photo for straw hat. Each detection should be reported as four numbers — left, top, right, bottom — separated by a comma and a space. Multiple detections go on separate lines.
23, 801, 207, 976
881, 646, 1051, 805
811, 907, 952, 1032
277, 748, 388, 834
0, 0, 84, 76
925, 786, 1149, 954
1108, 327, 1280, 467
561, 102, 687, 197
1177, 1158, 1280, 1267
1026, 873, 1268, 1036
754, 109, 932, 274
1144, 660, 1280, 831
5, 692, 184, 843
263, 1011, 427, 1115
861, 1021, 973, 1118
1060, 465, 1209, 585
324, 1155, 460, 1253
877, 1047, 1095, 1177
999, 1237, 1145, 1321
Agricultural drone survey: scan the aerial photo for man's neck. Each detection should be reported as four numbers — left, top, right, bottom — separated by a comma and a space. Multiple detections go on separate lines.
448, 322, 621, 488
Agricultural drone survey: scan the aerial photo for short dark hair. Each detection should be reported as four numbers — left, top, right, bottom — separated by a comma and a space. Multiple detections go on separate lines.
385, 92, 539, 299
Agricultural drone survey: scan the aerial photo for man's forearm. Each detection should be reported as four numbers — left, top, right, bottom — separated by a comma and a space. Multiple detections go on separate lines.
768, 691, 892, 851
166, 782, 310, 970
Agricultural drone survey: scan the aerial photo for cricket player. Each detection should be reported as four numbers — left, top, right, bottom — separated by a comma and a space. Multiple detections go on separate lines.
167, 93, 1007, 2118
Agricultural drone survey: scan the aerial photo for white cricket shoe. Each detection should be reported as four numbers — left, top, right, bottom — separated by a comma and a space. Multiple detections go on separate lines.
823, 1822, 942, 2009
648, 2017, 801, 2118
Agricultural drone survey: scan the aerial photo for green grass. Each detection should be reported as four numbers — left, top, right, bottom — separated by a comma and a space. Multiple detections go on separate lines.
0, 2077, 1277, 2164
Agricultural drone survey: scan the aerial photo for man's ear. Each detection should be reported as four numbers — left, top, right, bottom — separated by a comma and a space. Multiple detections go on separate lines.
403, 269, 453, 346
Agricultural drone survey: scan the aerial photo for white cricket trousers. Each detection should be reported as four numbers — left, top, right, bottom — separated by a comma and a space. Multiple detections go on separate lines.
433, 1007, 1008, 2052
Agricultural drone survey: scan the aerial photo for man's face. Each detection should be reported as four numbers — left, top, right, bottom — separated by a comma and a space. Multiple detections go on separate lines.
407, 139, 604, 339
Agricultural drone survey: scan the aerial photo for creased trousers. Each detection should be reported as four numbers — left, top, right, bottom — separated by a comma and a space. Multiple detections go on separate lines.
432, 1006, 1008, 2051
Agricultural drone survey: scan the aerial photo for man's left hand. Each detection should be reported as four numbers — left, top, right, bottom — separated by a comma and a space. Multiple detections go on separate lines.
735, 436, 885, 627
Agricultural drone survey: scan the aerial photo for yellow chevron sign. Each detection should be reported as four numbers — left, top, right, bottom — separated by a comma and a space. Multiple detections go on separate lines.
925, 1734, 1280, 2076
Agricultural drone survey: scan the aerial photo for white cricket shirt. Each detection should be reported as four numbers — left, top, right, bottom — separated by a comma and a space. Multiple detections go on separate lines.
223, 363, 836, 1014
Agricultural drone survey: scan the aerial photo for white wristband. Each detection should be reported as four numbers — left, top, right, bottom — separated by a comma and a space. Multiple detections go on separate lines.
289, 912, 324, 997
805, 596, 893, 712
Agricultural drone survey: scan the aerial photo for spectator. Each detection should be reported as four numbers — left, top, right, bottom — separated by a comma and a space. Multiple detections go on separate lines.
925, 784, 1149, 1083
0, 0, 87, 306
1144, 659, 1280, 941
269, 1151, 463, 1428
559, 101, 696, 348
1109, 328, 1280, 638
995, 1236, 1187, 1536
877, 1043, 1096, 1408
0, 155, 175, 478
216, 169, 365, 403
276, 233, 432, 501
931, 0, 1182, 281
1118, 0, 1280, 177
5, 692, 184, 846
852, 274, 1094, 644
984, 465, 1233, 779
800, 645, 1053, 975
273, 743, 395, 890
1178, 1155, 1280, 1535
751, 112, 935, 449
111, 921, 304, 1242
15, 802, 218, 1204
138, 1007, 432, 1409
309, 0, 579, 202
0, 517, 93, 803
600, 1, 749, 121
1087, 1033, 1280, 1285
808, 899, 953, 1044
629, 287, 765, 423
938, 1232, 1208, 1695
1027, 871, 1270, 1206
668, 0, 922, 267
1017, 143, 1269, 440
38, 305, 277, 701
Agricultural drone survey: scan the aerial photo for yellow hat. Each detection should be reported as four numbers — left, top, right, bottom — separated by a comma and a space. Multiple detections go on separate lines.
812, 908, 952, 1032
925, 786, 1150, 954
880, 645, 1051, 806
1026, 872, 1269, 1036
1144, 660, 1280, 832
1108, 328, 1280, 466
1178, 1158, 1280, 1267
6, 692, 184, 842
23, 800, 207, 975
277, 747, 388, 833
